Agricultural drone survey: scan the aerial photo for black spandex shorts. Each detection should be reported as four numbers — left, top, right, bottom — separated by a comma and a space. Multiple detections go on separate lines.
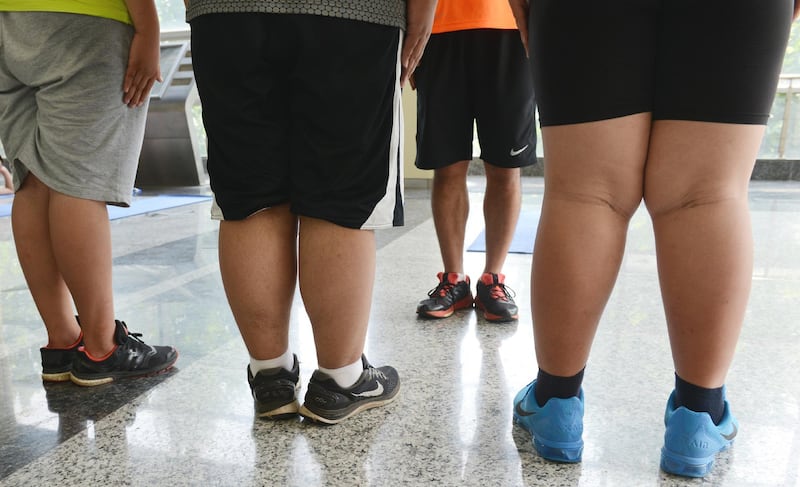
414, 29, 537, 169
191, 14, 404, 229
528, 0, 794, 126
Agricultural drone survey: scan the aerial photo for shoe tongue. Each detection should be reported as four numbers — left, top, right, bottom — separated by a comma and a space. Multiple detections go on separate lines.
444, 273, 461, 284
113, 320, 129, 345
481, 273, 503, 285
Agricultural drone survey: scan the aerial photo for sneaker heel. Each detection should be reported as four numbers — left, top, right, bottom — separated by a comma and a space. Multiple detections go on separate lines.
660, 450, 714, 478
534, 440, 583, 463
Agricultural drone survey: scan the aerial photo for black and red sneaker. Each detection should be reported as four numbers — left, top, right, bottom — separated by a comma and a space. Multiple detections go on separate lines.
474, 272, 518, 322
416, 272, 473, 319
70, 320, 178, 387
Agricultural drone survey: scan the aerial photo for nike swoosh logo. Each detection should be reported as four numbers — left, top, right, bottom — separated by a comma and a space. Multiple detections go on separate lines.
514, 400, 536, 417
510, 145, 529, 157
353, 382, 384, 398
721, 423, 737, 442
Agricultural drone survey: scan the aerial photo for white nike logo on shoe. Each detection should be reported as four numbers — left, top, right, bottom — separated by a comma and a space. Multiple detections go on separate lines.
510, 145, 529, 157
353, 383, 384, 398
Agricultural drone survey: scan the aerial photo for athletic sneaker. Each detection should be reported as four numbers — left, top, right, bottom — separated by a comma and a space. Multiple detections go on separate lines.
513, 380, 584, 463
41, 335, 83, 382
416, 272, 473, 319
474, 272, 518, 322
248, 354, 301, 420
660, 390, 738, 478
299, 355, 400, 425
70, 320, 178, 387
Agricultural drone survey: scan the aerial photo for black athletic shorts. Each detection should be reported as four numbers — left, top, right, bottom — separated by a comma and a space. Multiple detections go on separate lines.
528, 0, 794, 126
190, 14, 404, 229
414, 29, 537, 170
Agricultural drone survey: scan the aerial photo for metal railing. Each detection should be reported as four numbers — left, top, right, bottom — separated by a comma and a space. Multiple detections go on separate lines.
773, 74, 800, 159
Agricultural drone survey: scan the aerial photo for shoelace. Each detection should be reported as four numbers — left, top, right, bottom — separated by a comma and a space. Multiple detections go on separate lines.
490, 283, 515, 302
119, 321, 147, 345
429, 281, 456, 298
364, 367, 387, 381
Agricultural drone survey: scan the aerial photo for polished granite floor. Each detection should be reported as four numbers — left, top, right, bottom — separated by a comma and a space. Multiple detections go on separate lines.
1, 177, 799, 487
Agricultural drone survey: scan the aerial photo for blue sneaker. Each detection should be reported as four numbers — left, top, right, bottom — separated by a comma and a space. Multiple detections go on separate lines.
660, 390, 738, 478
512, 380, 584, 463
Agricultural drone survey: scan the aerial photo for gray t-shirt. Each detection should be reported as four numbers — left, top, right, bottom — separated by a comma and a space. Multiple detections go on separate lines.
185, 0, 406, 30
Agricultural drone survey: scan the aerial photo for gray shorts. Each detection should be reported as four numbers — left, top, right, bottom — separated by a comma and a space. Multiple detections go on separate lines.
0, 12, 147, 206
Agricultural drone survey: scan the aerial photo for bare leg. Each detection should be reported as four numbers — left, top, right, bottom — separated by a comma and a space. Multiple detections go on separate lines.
218, 204, 298, 360
431, 161, 470, 273
482, 164, 521, 274
532, 115, 651, 376
298, 216, 375, 369
644, 121, 762, 388
11, 174, 106, 351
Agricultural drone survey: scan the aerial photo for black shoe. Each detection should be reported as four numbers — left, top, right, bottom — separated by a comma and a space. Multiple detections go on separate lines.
416, 272, 474, 319
248, 354, 301, 419
70, 320, 178, 386
299, 355, 400, 425
41, 337, 82, 382
474, 272, 518, 322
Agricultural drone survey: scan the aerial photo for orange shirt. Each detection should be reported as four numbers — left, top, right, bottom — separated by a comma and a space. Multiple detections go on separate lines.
432, 0, 518, 34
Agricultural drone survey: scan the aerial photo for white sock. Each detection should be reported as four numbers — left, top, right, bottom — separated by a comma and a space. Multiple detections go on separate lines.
250, 349, 294, 374
319, 357, 364, 389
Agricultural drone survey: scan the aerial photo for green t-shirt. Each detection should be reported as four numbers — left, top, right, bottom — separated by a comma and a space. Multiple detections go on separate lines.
0, 0, 131, 24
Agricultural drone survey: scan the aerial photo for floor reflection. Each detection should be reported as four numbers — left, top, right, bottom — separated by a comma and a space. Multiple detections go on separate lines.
0, 181, 799, 486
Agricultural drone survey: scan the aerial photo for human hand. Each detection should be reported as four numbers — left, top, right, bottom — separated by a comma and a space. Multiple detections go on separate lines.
508, 0, 530, 57
401, 0, 437, 88
123, 30, 162, 107
795, 0, 800, 21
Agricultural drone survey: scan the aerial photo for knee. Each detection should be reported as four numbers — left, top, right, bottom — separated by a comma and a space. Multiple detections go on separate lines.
644, 184, 745, 219
484, 165, 521, 189
547, 187, 641, 221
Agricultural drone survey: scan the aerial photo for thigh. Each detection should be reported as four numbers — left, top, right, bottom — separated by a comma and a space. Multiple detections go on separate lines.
655, 0, 793, 124
413, 31, 475, 169
541, 114, 650, 215
644, 121, 765, 214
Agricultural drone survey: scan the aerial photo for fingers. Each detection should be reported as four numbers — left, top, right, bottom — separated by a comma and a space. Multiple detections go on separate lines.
400, 32, 429, 87
123, 68, 159, 107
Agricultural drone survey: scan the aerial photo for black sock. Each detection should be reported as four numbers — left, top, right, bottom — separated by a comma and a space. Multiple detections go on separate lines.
674, 374, 725, 425
534, 367, 585, 407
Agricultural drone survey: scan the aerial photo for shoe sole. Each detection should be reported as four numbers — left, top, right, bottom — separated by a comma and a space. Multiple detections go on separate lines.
258, 400, 300, 420
69, 353, 179, 387
660, 442, 732, 477
475, 299, 518, 322
417, 298, 474, 319
41, 371, 72, 382
299, 384, 400, 425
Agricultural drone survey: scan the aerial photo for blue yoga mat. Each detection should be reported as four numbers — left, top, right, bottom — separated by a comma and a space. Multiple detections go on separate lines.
467, 209, 540, 254
0, 194, 211, 220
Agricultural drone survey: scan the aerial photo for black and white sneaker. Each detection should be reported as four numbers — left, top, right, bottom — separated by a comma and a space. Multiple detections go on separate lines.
70, 320, 178, 387
248, 354, 301, 419
299, 355, 400, 425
